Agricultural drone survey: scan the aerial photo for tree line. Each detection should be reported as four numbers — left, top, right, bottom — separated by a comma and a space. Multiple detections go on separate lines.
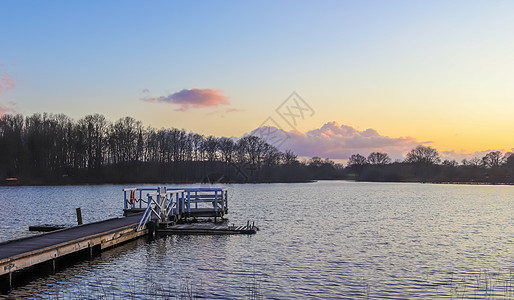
0, 113, 342, 184
346, 145, 514, 184
1, 113, 513, 185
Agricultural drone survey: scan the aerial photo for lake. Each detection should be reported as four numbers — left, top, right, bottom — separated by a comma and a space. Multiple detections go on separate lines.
1, 181, 513, 299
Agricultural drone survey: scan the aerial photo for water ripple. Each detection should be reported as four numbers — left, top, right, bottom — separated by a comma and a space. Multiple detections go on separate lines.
1, 182, 514, 298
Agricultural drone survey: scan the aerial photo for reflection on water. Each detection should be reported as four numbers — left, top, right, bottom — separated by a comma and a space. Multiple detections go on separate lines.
1, 181, 514, 298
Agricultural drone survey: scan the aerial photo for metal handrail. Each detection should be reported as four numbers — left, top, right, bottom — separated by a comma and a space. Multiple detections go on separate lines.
137, 203, 153, 231
129, 187, 227, 231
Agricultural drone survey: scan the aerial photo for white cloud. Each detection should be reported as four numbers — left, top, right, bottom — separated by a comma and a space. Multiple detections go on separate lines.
250, 121, 421, 160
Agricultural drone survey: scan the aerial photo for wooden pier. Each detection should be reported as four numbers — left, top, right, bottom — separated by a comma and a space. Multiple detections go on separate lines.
0, 214, 146, 290
0, 187, 257, 291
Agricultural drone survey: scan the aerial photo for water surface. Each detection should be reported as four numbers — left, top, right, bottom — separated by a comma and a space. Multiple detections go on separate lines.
1, 181, 513, 299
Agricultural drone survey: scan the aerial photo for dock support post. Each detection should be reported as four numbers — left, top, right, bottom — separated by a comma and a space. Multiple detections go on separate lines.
8, 271, 12, 290
148, 220, 156, 238
76, 208, 83, 225
52, 258, 56, 274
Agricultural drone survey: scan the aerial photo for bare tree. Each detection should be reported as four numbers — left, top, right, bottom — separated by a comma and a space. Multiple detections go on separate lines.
367, 152, 391, 165
482, 151, 504, 168
262, 143, 281, 167
405, 145, 440, 164
467, 157, 482, 167
108, 116, 142, 164
203, 136, 219, 163
218, 137, 235, 164
505, 152, 514, 167
238, 136, 266, 167
442, 159, 458, 167
282, 150, 298, 165
78, 114, 108, 171
0, 114, 25, 177
308, 157, 324, 167
348, 154, 367, 166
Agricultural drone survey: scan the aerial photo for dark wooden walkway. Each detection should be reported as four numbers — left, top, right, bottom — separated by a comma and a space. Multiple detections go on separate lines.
0, 214, 146, 286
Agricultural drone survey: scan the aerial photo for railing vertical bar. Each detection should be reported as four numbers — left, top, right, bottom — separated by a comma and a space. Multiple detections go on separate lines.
222, 189, 225, 211
187, 191, 191, 214
175, 192, 179, 215
180, 192, 184, 214
123, 190, 127, 210
214, 190, 218, 213
171, 192, 174, 216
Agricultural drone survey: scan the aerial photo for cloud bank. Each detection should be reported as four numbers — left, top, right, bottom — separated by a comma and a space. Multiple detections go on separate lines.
251, 121, 421, 160
249, 121, 512, 163
440, 149, 514, 162
143, 88, 229, 111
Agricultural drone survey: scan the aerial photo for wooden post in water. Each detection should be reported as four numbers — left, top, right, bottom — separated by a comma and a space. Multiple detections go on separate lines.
76, 208, 83, 225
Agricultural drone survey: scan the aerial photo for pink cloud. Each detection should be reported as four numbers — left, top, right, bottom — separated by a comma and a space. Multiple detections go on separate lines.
250, 121, 421, 160
248, 122, 512, 163
143, 88, 229, 111
0, 101, 16, 116
0, 73, 15, 94
0, 73, 16, 117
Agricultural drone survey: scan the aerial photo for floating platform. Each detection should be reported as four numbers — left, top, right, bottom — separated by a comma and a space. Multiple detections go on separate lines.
157, 220, 258, 235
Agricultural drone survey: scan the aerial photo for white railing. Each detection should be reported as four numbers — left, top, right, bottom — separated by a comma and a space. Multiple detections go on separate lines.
136, 188, 185, 231
181, 188, 228, 214
125, 187, 227, 231
122, 188, 156, 209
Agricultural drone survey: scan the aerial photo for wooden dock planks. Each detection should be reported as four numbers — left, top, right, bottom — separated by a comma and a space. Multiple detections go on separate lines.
0, 214, 146, 277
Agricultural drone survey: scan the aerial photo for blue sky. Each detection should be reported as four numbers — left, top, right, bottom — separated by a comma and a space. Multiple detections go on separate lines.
2, 1, 514, 159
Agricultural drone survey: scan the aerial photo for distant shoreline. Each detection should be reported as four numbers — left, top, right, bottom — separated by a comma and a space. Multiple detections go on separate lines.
353, 179, 514, 186
0, 179, 318, 187
2, 178, 512, 187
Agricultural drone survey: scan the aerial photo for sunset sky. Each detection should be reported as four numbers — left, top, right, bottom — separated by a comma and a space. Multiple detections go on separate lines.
1, 1, 513, 161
